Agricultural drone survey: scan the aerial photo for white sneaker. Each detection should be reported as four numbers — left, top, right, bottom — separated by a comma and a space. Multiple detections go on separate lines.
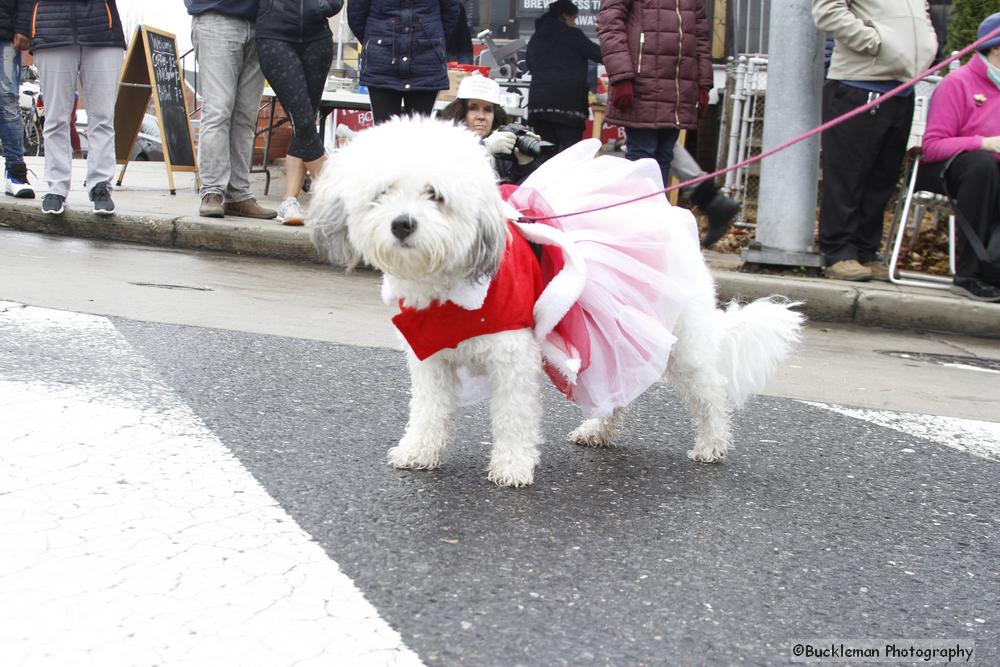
5, 173, 35, 199
277, 197, 305, 226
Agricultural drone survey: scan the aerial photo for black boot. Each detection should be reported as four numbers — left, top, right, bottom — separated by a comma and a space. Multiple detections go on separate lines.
691, 180, 739, 248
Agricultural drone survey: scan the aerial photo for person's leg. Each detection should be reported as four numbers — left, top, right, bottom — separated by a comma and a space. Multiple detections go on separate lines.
653, 127, 680, 185
69, 96, 81, 156
854, 94, 913, 265
940, 151, 1000, 284
78, 46, 124, 195
225, 19, 266, 205
368, 87, 404, 124
673, 143, 741, 247
401, 90, 438, 117
671, 143, 703, 182
34, 46, 80, 199
0, 40, 31, 197
257, 37, 331, 223
625, 127, 666, 185
191, 13, 245, 204
818, 81, 881, 267
554, 122, 584, 152
530, 119, 558, 148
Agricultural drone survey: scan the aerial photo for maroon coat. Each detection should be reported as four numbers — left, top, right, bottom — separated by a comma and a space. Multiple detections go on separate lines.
597, 0, 712, 129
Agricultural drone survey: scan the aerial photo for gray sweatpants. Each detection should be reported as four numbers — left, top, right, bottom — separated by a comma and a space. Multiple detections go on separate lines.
671, 144, 704, 183
35, 46, 123, 197
191, 13, 265, 203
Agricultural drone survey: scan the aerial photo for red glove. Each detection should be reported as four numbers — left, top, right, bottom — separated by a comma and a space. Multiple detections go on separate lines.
612, 80, 634, 111
697, 89, 711, 119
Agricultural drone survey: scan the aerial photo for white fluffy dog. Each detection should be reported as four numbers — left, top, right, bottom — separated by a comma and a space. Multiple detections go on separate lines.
310, 116, 804, 487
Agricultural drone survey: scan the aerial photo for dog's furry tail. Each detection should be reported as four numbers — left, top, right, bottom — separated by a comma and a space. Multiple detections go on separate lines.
717, 297, 805, 409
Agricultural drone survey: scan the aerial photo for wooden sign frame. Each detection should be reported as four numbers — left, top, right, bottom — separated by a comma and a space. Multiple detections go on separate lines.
115, 25, 199, 195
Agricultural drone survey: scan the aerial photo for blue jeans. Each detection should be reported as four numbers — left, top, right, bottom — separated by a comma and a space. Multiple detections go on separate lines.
0, 41, 24, 171
625, 127, 680, 189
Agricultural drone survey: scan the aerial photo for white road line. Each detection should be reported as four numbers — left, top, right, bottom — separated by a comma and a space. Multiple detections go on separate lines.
805, 401, 1000, 462
0, 304, 424, 667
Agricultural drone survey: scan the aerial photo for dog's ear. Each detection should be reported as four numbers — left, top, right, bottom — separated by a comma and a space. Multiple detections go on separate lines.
466, 208, 507, 282
309, 174, 361, 270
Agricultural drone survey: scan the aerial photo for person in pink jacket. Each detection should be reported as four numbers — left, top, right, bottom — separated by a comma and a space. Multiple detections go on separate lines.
921, 12, 1000, 302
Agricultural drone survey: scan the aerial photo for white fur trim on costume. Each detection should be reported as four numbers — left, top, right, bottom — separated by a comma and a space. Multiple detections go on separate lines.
511, 220, 587, 346
382, 274, 491, 311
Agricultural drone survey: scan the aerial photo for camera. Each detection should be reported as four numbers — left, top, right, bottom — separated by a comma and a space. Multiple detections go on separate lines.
496, 123, 554, 159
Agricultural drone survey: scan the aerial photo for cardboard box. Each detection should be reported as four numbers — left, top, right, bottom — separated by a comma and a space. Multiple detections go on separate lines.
439, 64, 491, 102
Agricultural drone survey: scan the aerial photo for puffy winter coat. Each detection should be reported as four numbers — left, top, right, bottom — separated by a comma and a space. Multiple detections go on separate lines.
597, 0, 712, 129
526, 12, 602, 125
24, 0, 126, 51
256, 0, 342, 43
1, 0, 30, 40
348, 0, 459, 91
812, 0, 937, 81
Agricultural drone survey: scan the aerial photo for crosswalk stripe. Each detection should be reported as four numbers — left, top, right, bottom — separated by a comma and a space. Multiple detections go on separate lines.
0, 304, 424, 666
805, 401, 1000, 462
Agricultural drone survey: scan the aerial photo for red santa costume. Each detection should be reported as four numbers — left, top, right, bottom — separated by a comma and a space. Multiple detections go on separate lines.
383, 138, 703, 418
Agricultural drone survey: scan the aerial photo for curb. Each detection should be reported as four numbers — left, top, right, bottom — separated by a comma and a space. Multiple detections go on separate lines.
3, 202, 997, 339
1, 197, 319, 263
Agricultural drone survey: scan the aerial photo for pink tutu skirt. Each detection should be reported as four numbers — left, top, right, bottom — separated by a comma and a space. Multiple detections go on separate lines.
503, 139, 702, 418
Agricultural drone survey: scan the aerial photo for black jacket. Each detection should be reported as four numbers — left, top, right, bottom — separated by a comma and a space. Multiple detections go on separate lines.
256, 0, 343, 43
25, 0, 126, 52
526, 13, 601, 124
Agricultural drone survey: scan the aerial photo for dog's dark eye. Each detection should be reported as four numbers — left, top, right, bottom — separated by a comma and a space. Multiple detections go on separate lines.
424, 186, 445, 205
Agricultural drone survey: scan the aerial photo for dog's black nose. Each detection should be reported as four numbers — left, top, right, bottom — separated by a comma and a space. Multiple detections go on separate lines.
391, 215, 416, 241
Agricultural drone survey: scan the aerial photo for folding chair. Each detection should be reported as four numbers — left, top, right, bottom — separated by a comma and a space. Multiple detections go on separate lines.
885, 77, 956, 289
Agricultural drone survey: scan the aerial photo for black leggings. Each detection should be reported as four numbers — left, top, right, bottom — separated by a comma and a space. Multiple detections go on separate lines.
367, 87, 438, 125
257, 37, 333, 162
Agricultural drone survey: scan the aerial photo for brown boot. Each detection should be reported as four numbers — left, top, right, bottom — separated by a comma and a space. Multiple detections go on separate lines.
863, 260, 889, 282
199, 193, 224, 218
824, 259, 872, 282
224, 197, 277, 220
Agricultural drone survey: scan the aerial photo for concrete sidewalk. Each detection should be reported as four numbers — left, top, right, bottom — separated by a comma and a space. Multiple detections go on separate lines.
2, 157, 997, 339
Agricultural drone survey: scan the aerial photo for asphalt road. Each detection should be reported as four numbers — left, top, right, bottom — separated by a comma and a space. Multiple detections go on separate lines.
3, 300, 997, 666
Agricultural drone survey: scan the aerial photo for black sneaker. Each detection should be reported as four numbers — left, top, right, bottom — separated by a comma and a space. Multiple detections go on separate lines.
89, 181, 116, 216
41, 193, 65, 215
950, 276, 1000, 303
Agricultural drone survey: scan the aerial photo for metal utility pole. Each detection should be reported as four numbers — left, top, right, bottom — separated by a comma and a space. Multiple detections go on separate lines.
742, 0, 826, 268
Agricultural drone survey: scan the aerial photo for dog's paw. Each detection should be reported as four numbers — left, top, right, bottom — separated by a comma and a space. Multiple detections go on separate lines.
487, 451, 537, 487
568, 419, 616, 448
387, 440, 444, 470
687, 443, 728, 463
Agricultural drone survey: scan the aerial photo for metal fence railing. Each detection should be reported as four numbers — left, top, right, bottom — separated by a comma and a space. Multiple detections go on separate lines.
729, 0, 771, 57
718, 54, 768, 227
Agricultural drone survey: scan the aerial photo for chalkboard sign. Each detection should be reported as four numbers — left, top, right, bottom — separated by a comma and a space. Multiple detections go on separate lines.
114, 26, 199, 194
146, 30, 195, 169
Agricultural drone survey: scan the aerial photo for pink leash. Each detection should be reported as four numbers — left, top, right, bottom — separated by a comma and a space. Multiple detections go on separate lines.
519, 25, 1000, 223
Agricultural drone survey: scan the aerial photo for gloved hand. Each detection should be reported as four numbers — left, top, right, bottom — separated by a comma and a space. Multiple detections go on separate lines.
697, 89, 711, 119
484, 131, 517, 156
611, 80, 634, 111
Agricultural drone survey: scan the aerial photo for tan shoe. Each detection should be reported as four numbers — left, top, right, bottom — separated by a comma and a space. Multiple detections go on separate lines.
863, 260, 889, 282
824, 259, 872, 282
199, 193, 224, 218
224, 197, 277, 219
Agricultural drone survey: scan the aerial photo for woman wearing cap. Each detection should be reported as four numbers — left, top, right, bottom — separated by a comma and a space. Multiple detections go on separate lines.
525, 0, 602, 155
921, 12, 1000, 302
438, 74, 540, 185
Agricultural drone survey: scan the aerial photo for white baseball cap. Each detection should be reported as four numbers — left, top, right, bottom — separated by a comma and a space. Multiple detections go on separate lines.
457, 74, 500, 105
